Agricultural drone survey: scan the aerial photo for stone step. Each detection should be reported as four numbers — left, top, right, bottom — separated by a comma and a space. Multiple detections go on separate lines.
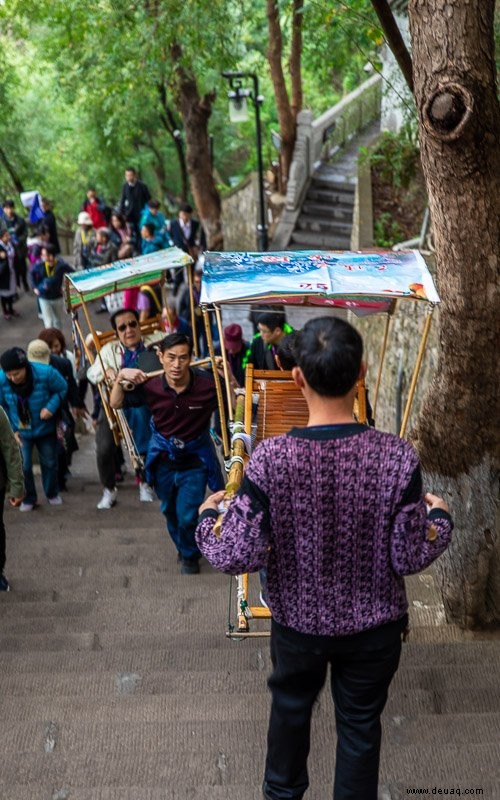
289, 228, 351, 249
1, 639, 499, 676
5, 786, 500, 800
296, 216, 353, 237
305, 185, 356, 206
0, 787, 267, 800
310, 173, 357, 191
1, 676, 498, 724
2, 707, 500, 759
1, 741, 498, 788
301, 200, 354, 220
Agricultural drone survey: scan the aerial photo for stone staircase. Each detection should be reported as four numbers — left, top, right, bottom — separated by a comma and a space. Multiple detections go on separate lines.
1, 294, 500, 799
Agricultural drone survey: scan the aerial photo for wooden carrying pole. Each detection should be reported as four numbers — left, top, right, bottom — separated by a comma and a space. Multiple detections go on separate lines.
187, 265, 199, 358
399, 305, 435, 438
214, 304, 234, 423
72, 313, 120, 445
372, 303, 395, 419
202, 307, 230, 458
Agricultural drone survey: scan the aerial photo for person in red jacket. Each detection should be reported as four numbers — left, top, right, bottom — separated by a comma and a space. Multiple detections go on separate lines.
81, 188, 109, 230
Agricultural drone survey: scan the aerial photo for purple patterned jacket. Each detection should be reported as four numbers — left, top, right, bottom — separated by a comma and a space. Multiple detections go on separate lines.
196, 424, 453, 637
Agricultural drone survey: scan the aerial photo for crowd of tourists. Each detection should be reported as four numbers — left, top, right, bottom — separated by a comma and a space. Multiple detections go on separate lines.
0, 167, 454, 800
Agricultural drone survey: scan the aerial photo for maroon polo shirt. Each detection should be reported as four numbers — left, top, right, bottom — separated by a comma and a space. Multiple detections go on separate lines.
142, 368, 219, 441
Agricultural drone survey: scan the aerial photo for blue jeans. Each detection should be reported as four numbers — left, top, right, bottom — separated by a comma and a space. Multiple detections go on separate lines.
153, 460, 207, 560
263, 617, 405, 800
20, 434, 59, 505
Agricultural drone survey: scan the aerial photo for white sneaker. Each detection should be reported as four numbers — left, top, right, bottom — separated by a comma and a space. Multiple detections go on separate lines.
97, 487, 118, 510
139, 482, 155, 502
47, 495, 62, 506
19, 502, 34, 512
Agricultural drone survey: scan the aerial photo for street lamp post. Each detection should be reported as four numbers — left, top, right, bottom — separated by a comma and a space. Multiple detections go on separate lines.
222, 71, 269, 251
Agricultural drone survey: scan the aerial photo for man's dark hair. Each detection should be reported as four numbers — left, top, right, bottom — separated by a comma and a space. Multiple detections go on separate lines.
159, 333, 193, 356
258, 312, 286, 332
295, 317, 363, 397
141, 223, 155, 236
2, 199, 14, 208
42, 243, 56, 256
179, 203, 193, 214
148, 199, 160, 209
110, 307, 140, 330
276, 331, 299, 371
125, 166, 137, 174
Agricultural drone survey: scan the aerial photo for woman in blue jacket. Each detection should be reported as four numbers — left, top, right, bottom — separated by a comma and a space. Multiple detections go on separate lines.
0, 348, 67, 511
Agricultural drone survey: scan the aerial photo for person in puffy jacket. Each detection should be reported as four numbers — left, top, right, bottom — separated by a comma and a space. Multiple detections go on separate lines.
0, 347, 67, 511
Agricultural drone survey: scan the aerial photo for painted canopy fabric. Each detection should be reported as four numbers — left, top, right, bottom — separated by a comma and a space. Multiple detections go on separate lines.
200, 250, 439, 314
64, 247, 192, 309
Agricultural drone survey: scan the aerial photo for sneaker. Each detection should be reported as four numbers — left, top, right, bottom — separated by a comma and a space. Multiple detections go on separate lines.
180, 557, 200, 575
47, 495, 62, 506
97, 487, 118, 510
0, 573, 10, 591
19, 502, 35, 512
139, 482, 155, 502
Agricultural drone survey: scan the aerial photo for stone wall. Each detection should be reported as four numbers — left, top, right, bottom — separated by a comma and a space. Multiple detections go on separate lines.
221, 174, 259, 251
354, 291, 440, 436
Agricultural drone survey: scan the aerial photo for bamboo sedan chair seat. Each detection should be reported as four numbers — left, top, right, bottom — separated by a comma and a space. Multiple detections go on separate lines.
245, 364, 309, 443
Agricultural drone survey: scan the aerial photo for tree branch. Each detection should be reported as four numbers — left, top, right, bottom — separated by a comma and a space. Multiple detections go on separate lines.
371, 0, 414, 93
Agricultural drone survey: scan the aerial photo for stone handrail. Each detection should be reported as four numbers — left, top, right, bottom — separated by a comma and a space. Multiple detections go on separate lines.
285, 73, 382, 212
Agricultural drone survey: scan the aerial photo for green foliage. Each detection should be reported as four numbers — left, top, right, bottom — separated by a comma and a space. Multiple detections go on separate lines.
365, 126, 420, 190
373, 212, 402, 248
0, 0, 386, 222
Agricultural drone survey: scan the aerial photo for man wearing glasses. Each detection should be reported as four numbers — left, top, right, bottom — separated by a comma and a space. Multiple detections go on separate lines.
109, 333, 225, 575
87, 308, 164, 510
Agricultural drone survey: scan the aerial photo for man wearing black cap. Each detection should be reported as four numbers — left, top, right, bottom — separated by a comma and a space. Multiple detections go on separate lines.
0, 347, 67, 511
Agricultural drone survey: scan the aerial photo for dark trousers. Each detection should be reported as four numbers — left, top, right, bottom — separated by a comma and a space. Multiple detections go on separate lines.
0, 487, 6, 573
1, 296, 14, 315
154, 460, 207, 560
263, 616, 406, 800
95, 408, 123, 490
19, 434, 59, 504
15, 254, 29, 291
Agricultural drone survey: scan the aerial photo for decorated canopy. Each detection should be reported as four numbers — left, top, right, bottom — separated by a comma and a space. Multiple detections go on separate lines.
64, 247, 192, 310
200, 250, 439, 314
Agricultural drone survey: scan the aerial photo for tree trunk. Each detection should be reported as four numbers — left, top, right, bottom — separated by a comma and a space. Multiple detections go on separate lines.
289, 0, 304, 120
157, 83, 189, 202
266, 0, 297, 185
170, 46, 223, 250
408, 0, 500, 627
0, 146, 25, 194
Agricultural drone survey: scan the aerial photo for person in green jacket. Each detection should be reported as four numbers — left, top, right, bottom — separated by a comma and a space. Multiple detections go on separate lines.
0, 406, 25, 590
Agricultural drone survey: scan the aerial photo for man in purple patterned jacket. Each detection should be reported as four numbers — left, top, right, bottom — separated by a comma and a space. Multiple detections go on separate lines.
196, 316, 453, 800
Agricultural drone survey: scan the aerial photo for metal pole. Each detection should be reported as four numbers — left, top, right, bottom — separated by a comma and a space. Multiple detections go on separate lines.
252, 74, 269, 251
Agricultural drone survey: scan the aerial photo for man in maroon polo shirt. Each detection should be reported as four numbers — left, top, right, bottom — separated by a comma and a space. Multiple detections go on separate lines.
109, 333, 224, 574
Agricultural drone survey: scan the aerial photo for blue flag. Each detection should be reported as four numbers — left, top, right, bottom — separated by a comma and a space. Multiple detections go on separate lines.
29, 193, 45, 224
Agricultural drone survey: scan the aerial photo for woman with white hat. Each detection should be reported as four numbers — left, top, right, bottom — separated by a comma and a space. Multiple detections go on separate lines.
73, 211, 95, 270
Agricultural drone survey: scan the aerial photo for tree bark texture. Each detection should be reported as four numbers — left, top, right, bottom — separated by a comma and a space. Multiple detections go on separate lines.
290, 0, 304, 119
157, 82, 189, 202
0, 146, 25, 194
171, 47, 223, 251
408, 0, 500, 627
266, 0, 297, 184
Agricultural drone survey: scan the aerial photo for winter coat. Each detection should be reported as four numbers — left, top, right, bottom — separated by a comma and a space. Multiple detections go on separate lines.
0, 363, 68, 440
0, 406, 24, 497
31, 257, 73, 300
89, 240, 119, 268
